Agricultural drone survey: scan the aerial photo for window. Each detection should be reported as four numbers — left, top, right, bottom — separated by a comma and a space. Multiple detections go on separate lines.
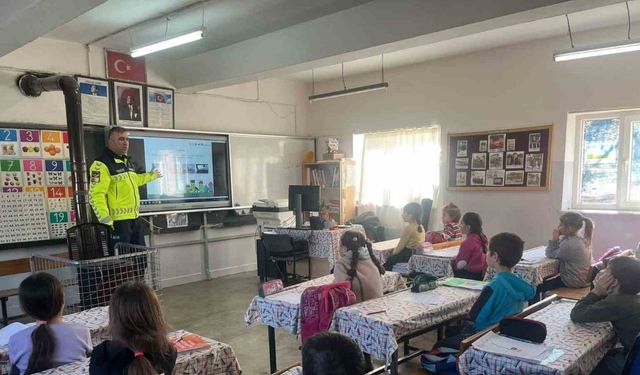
354, 127, 440, 208
574, 111, 640, 210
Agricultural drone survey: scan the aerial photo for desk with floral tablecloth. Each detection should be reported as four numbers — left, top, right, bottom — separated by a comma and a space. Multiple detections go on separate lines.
332, 286, 479, 375
273, 225, 365, 277
31, 330, 241, 375
458, 299, 615, 375
244, 272, 406, 373
0, 306, 110, 375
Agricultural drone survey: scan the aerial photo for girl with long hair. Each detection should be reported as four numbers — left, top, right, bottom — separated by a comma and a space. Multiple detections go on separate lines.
90, 282, 176, 375
383, 202, 425, 271
451, 212, 488, 281
334, 231, 385, 302
9, 273, 91, 375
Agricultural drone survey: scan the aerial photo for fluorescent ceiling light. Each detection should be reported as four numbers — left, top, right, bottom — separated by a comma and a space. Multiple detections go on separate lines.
309, 82, 389, 102
554, 38, 640, 62
130, 28, 204, 58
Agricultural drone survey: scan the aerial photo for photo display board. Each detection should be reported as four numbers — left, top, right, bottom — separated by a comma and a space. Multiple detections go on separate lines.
447, 125, 552, 191
0, 126, 76, 245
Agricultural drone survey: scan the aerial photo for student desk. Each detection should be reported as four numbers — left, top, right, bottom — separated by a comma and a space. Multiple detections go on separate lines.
31, 330, 242, 375
273, 224, 365, 277
244, 272, 406, 372
332, 286, 479, 375
408, 246, 460, 277
458, 299, 615, 375
0, 306, 110, 374
409, 245, 560, 287
485, 246, 560, 286
372, 238, 464, 265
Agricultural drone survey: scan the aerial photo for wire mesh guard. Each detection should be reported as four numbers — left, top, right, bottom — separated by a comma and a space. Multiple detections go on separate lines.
30, 244, 161, 314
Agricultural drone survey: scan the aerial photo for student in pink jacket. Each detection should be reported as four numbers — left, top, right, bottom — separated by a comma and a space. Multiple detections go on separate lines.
451, 212, 488, 281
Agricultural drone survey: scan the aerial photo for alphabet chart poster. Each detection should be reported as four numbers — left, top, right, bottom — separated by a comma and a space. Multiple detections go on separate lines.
0, 127, 75, 244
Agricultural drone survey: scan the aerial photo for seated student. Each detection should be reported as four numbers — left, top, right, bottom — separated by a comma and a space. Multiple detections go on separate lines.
427, 203, 462, 244
451, 212, 488, 281
570, 256, 640, 375
334, 231, 385, 302
383, 202, 425, 271
9, 273, 92, 375
90, 282, 177, 375
320, 206, 337, 229
437, 233, 535, 349
302, 331, 367, 375
534, 212, 594, 302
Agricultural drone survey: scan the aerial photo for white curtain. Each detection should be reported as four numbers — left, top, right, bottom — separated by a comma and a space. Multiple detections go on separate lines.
358, 127, 440, 209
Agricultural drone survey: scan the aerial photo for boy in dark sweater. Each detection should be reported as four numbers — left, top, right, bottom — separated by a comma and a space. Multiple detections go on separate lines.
570, 256, 640, 375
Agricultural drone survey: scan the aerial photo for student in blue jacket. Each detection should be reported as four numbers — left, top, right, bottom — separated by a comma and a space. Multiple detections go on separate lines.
436, 232, 535, 350
471, 232, 536, 331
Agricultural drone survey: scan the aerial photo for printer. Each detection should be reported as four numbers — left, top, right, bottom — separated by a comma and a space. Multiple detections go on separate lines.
252, 199, 294, 228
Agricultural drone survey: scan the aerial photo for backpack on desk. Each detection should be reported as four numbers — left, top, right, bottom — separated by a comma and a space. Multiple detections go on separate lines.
300, 281, 356, 342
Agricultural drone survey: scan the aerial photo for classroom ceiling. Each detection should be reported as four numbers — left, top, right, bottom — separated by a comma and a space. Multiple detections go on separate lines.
0, 0, 630, 91
286, 1, 640, 83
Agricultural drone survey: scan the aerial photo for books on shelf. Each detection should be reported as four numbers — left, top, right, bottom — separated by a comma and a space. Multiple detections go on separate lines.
310, 166, 340, 188
171, 334, 210, 352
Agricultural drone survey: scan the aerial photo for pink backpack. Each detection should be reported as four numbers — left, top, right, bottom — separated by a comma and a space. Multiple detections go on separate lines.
300, 281, 356, 342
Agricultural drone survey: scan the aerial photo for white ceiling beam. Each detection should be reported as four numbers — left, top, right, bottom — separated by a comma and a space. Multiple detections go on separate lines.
0, 0, 109, 57
168, 0, 623, 92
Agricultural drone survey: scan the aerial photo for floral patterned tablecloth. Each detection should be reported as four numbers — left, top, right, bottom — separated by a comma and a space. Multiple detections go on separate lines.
280, 366, 303, 375
274, 225, 365, 267
371, 239, 400, 264
332, 286, 479, 362
244, 272, 406, 335
458, 299, 616, 375
407, 248, 459, 277
31, 330, 242, 375
0, 306, 110, 375
409, 246, 560, 287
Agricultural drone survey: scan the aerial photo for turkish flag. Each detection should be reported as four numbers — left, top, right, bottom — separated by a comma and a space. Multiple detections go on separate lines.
106, 50, 146, 83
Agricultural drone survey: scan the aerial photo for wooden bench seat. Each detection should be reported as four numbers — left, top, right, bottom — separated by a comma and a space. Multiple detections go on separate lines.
547, 287, 590, 300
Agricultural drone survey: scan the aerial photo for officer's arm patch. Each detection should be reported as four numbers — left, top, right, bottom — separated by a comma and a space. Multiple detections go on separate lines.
91, 171, 101, 184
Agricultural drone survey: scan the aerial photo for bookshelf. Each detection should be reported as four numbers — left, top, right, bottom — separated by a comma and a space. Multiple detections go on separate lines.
303, 159, 356, 224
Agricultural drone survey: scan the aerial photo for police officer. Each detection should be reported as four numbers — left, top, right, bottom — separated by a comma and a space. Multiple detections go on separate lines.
89, 126, 161, 247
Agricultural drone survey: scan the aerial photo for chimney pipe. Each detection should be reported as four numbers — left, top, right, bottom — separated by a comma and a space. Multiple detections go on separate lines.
17, 74, 91, 225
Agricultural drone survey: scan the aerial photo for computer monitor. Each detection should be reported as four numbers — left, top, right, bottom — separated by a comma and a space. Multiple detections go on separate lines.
288, 185, 320, 228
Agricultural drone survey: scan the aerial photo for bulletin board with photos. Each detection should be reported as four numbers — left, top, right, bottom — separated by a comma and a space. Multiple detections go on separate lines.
0, 124, 76, 248
447, 125, 552, 191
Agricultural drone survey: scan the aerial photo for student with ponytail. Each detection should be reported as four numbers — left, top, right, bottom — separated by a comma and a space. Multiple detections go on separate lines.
383, 202, 426, 271
334, 231, 385, 302
533, 212, 595, 301
451, 212, 488, 281
90, 282, 176, 375
9, 273, 91, 375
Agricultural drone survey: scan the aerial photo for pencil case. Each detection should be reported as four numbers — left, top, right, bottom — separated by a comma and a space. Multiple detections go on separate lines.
499, 317, 547, 343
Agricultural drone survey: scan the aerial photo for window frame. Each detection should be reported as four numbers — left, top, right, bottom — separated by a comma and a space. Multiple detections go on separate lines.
573, 111, 640, 211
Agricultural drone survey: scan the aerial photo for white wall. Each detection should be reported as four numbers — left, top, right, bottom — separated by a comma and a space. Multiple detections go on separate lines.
303, 23, 640, 257
0, 37, 308, 315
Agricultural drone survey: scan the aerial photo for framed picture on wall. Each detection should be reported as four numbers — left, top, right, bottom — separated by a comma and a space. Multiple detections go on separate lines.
488, 152, 503, 170
479, 140, 488, 152
455, 158, 469, 169
525, 153, 544, 172
488, 134, 506, 152
506, 151, 524, 169
447, 125, 552, 191
112, 80, 144, 127
457, 140, 468, 157
471, 153, 486, 170
471, 171, 486, 186
76, 76, 110, 125
506, 171, 524, 185
145, 86, 174, 129
456, 172, 467, 186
